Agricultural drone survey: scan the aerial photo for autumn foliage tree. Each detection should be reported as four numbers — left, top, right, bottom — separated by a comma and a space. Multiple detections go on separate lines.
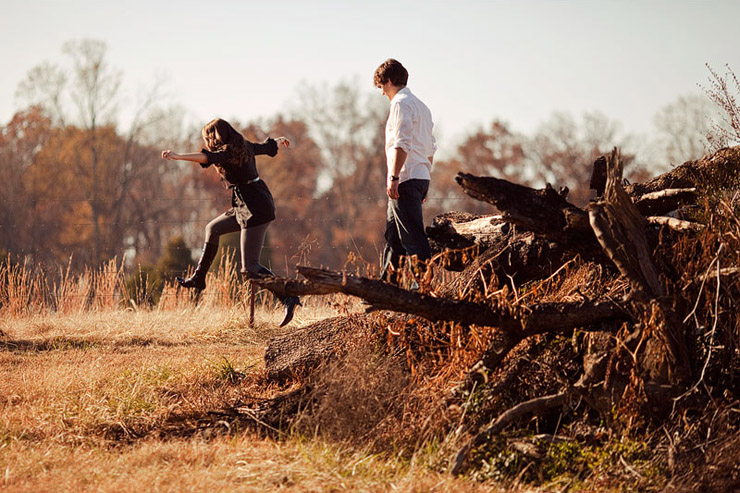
0, 107, 53, 259
5, 39, 186, 269
431, 111, 636, 215
429, 121, 528, 218
290, 81, 388, 271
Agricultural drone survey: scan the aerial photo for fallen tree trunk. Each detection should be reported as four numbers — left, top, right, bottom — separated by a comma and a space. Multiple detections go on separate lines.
625, 146, 740, 197
264, 314, 375, 382
427, 213, 574, 288
258, 266, 630, 381
455, 173, 602, 258
295, 266, 628, 335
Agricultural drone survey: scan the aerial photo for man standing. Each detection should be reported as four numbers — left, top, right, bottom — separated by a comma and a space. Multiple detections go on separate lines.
374, 58, 436, 284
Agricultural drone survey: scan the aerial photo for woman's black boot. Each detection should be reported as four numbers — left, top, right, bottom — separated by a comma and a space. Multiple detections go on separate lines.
279, 296, 302, 327
253, 267, 300, 327
176, 242, 218, 290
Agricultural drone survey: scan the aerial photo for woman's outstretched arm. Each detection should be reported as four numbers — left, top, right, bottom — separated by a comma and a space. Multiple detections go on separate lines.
161, 150, 208, 164
251, 137, 291, 157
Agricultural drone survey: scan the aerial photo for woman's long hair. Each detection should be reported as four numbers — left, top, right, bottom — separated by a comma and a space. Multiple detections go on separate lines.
201, 118, 252, 174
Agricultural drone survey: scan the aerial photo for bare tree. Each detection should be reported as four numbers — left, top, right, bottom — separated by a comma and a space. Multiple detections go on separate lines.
291, 81, 388, 268
12, 39, 188, 268
653, 93, 713, 165
529, 111, 628, 205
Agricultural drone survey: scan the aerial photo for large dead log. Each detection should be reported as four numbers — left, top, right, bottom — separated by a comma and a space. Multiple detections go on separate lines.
264, 314, 375, 382
294, 266, 627, 335
427, 213, 572, 288
455, 173, 602, 258
626, 146, 740, 196
260, 266, 629, 383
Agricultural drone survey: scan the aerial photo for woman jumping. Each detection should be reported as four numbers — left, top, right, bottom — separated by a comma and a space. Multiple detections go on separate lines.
161, 118, 300, 327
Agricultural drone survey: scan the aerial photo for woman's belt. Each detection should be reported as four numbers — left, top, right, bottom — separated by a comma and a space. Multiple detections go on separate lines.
229, 176, 260, 188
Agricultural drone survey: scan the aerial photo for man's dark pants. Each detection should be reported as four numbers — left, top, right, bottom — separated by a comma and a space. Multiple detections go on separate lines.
381, 179, 431, 280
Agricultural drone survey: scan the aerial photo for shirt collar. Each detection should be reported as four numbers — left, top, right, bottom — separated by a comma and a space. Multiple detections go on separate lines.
391, 86, 410, 103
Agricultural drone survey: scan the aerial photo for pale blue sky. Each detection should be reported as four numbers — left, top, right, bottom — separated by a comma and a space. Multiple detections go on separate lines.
2, 0, 739, 153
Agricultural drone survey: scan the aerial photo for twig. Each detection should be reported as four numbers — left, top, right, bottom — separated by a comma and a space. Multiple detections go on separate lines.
674, 245, 723, 410
450, 391, 569, 475
645, 216, 705, 232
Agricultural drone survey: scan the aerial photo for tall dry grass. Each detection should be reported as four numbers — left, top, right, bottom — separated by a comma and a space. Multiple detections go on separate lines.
0, 253, 283, 317
0, 254, 499, 491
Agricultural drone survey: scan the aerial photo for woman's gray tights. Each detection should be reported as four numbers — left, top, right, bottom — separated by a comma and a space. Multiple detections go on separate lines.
204, 212, 274, 276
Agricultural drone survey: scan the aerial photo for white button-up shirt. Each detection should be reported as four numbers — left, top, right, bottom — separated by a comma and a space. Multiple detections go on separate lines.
385, 87, 437, 183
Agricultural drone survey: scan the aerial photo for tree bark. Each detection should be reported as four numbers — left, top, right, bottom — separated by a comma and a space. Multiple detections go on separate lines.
264, 314, 374, 382
455, 173, 602, 257
625, 146, 740, 197
293, 266, 628, 335
588, 148, 690, 385
427, 213, 574, 288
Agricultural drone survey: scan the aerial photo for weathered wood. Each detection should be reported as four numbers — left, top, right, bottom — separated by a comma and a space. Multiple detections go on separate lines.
588, 149, 690, 385
456, 173, 593, 243
455, 173, 602, 259
588, 149, 663, 297
633, 188, 698, 216
248, 272, 336, 297
645, 215, 705, 233
437, 233, 572, 297
295, 266, 628, 335
427, 212, 573, 287
258, 265, 629, 384
264, 314, 374, 382
625, 146, 740, 197
297, 266, 520, 330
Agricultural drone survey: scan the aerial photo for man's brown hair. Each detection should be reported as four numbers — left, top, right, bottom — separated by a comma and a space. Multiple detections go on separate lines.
373, 59, 408, 88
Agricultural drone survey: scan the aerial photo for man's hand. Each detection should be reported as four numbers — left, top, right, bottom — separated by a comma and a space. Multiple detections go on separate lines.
275, 136, 291, 149
387, 179, 400, 200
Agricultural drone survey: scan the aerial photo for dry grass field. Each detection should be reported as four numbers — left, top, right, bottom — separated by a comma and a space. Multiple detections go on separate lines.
0, 262, 504, 492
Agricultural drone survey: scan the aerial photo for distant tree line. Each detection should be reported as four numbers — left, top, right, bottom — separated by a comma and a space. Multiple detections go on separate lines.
0, 39, 722, 282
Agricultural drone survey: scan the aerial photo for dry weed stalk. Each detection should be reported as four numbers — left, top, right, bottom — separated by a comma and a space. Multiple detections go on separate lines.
0, 256, 46, 316
702, 63, 740, 151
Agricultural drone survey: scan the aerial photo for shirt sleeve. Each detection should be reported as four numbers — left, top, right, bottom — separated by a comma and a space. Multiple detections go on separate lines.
249, 138, 279, 157
199, 148, 232, 168
390, 101, 413, 153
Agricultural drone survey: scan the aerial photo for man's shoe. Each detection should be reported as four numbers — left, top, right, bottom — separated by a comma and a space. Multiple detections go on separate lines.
279, 296, 301, 327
